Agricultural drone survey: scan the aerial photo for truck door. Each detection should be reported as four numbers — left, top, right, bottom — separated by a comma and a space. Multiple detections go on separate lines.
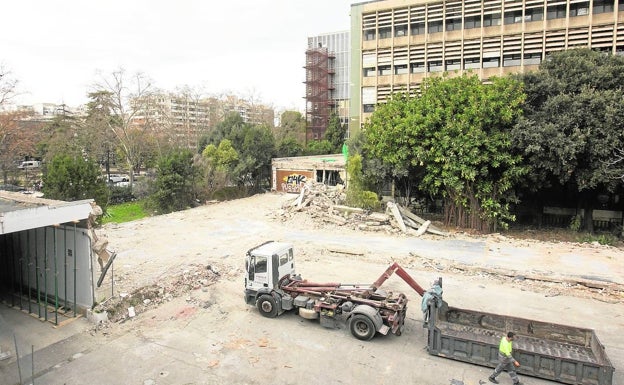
246, 255, 269, 291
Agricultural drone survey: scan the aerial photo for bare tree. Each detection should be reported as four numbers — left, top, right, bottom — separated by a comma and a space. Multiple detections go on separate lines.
92, 68, 154, 186
0, 64, 18, 107
0, 110, 38, 184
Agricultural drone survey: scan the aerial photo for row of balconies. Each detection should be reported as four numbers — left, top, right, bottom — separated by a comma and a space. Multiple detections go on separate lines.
363, 10, 623, 50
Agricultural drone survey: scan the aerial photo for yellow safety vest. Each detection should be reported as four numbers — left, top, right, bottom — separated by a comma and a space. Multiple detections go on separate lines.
499, 336, 513, 357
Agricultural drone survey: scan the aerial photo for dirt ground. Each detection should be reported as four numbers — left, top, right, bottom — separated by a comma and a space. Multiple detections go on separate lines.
2, 192, 624, 385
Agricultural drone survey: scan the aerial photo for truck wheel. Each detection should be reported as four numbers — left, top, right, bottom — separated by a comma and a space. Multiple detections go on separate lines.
257, 295, 278, 318
350, 314, 376, 341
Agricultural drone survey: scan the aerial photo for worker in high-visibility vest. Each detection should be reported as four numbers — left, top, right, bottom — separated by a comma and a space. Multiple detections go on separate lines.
489, 331, 522, 385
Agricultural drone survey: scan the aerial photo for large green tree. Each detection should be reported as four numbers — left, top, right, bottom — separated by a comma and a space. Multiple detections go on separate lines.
511, 49, 624, 232
43, 154, 110, 208
365, 74, 526, 232
200, 112, 275, 191
150, 149, 198, 214
274, 110, 306, 157
324, 112, 347, 153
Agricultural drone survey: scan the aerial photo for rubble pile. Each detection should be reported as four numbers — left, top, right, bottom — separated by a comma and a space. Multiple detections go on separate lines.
94, 263, 223, 322
278, 182, 447, 237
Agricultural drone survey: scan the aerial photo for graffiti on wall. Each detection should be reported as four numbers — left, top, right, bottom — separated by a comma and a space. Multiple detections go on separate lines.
282, 173, 307, 193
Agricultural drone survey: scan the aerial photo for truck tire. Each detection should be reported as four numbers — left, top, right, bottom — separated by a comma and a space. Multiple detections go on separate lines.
257, 294, 278, 318
350, 314, 376, 341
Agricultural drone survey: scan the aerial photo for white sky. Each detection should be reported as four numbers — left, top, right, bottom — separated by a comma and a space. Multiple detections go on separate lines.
1, 0, 356, 112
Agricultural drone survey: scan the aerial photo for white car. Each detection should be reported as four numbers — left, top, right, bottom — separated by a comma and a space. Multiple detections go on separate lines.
108, 174, 129, 183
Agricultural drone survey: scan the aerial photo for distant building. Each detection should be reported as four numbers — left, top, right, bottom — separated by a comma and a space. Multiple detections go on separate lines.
305, 31, 350, 142
131, 93, 275, 149
349, 0, 624, 131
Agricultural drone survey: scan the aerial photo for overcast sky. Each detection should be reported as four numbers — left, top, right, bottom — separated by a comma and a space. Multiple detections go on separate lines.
1, 1, 356, 112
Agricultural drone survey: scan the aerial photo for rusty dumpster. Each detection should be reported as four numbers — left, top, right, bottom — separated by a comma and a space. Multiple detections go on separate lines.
426, 302, 614, 385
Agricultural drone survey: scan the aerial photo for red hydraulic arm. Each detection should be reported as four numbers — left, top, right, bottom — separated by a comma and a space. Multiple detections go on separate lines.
371, 263, 426, 296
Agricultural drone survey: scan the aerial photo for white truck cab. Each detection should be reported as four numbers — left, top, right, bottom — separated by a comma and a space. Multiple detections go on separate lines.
244, 241, 295, 305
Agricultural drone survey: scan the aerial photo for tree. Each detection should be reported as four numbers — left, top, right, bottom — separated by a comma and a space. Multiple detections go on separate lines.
235, 124, 275, 189
324, 112, 347, 153
0, 64, 18, 106
365, 74, 526, 232
200, 139, 239, 196
0, 110, 38, 185
511, 49, 624, 232
83, 90, 120, 176
199, 113, 275, 192
305, 140, 333, 155
274, 110, 306, 157
43, 154, 110, 208
150, 149, 198, 214
92, 68, 155, 187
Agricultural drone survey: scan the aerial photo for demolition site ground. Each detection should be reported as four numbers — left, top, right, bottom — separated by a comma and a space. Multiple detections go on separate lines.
1, 192, 623, 385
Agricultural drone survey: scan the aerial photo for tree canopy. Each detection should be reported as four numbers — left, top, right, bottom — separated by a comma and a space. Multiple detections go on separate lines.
43, 154, 110, 208
511, 49, 624, 231
364, 74, 526, 231
149, 149, 198, 213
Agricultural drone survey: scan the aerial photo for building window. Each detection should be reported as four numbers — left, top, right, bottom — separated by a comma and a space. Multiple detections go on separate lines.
394, 64, 408, 75
364, 29, 376, 41
410, 62, 425, 73
395, 25, 408, 37
483, 57, 500, 68
504, 10, 524, 25
445, 59, 461, 71
503, 54, 522, 67
570, 2, 590, 16
363, 104, 375, 113
525, 7, 544, 22
427, 60, 444, 72
378, 65, 392, 76
363, 67, 376, 77
411, 22, 425, 35
379, 27, 392, 39
524, 52, 542, 65
464, 57, 481, 69
593, 0, 614, 14
428, 20, 443, 33
464, 15, 481, 29
483, 13, 501, 27
446, 18, 462, 31
620, 1, 624, 11
547, 5, 567, 19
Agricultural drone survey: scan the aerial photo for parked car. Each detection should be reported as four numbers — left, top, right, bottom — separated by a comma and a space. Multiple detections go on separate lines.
18, 161, 41, 169
108, 174, 129, 183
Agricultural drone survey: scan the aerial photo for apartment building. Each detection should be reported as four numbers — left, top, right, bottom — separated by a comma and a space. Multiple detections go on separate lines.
305, 31, 350, 141
132, 93, 275, 149
349, 0, 624, 130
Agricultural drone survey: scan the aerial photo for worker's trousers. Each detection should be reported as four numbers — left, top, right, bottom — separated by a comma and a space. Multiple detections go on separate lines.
491, 353, 520, 384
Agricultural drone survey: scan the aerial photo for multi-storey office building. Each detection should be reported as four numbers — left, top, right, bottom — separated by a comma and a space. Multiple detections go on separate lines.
349, 0, 624, 130
305, 31, 350, 141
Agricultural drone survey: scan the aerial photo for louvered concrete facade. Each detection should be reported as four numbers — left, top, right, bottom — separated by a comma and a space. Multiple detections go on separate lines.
349, 0, 624, 131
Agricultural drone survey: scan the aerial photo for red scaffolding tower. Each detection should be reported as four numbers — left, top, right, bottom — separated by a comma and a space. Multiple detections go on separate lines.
304, 47, 335, 143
